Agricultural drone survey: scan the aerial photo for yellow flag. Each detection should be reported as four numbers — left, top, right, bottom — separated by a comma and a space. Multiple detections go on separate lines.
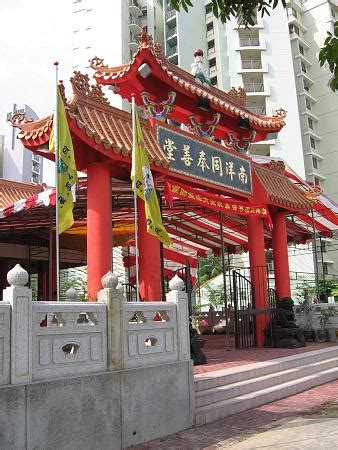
49, 89, 78, 234
131, 108, 172, 247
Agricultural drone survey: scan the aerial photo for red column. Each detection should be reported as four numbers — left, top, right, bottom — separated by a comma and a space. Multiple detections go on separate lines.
272, 211, 291, 298
137, 197, 161, 301
247, 216, 269, 347
87, 163, 112, 301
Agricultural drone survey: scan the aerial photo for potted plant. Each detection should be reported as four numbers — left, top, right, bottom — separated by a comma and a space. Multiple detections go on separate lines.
317, 306, 336, 342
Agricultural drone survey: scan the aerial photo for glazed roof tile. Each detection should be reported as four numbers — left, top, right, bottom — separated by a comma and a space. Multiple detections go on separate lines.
91, 32, 286, 131
12, 72, 169, 168
253, 162, 314, 210
0, 179, 45, 209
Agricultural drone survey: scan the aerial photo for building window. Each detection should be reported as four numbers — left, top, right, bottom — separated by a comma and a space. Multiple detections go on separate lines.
308, 117, 313, 129
206, 3, 212, 14
299, 44, 304, 55
305, 97, 311, 110
331, 7, 336, 18
314, 177, 320, 186
301, 61, 307, 73
310, 137, 316, 149
312, 157, 318, 169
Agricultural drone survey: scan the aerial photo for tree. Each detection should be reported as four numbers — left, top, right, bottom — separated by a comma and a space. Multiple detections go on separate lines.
319, 21, 338, 92
168, 1, 338, 91
196, 254, 223, 287
168, 0, 286, 27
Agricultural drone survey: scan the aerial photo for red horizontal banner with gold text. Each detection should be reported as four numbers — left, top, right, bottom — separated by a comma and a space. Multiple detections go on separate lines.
165, 178, 272, 228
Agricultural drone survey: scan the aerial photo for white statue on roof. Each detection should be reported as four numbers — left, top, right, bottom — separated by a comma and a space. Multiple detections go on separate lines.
190, 49, 211, 87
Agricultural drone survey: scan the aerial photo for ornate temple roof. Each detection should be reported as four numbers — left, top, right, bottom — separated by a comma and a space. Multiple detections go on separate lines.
0, 179, 45, 209
253, 161, 315, 210
91, 32, 287, 136
12, 72, 169, 169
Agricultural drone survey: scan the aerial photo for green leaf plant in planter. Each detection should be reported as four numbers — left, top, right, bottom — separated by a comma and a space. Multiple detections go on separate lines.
317, 306, 336, 343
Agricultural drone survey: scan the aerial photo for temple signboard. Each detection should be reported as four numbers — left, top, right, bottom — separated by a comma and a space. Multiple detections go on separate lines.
157, 125, 253, 195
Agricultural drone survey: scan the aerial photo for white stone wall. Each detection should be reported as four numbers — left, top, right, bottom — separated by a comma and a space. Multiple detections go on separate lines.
0, 302, 10, 385
0, 265, 190, 385
32, 302, 107, 381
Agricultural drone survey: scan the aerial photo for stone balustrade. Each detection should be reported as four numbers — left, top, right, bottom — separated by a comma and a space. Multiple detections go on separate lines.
0, 265, 190, 385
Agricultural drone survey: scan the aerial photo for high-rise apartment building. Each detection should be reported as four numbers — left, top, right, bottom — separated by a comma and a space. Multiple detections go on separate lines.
3, 104, 48, 185
72, 0, 164, 108
163, 0, 338, 275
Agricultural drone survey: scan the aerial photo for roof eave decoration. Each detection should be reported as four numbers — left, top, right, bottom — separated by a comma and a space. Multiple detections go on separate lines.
11, 73, 170, 169
90, 31, 287, 134
253, 161, 317, 210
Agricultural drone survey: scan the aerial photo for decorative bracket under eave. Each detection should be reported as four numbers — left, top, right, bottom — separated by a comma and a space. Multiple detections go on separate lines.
187, 113, 221, 139
224, 130, 256, 154
140, 91, 176, 121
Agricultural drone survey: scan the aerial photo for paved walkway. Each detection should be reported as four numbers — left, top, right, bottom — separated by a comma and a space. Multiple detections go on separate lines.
131, 380, 338, 449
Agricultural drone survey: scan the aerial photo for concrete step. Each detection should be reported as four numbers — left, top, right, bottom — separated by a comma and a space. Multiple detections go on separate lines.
195, 357, 337, 408
195, 366, 338, 426
194, 346, 338, 392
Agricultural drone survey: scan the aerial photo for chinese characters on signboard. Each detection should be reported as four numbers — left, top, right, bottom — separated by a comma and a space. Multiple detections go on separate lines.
157, 126, 253, 194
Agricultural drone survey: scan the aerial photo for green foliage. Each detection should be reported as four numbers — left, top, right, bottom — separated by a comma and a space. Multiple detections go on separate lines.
167, 0, 286, 27
318, 306, 336, 329
196, 255, 223, 287
319, 21, 338, 92
205, 284, 225, 310
61, 276, 87, 301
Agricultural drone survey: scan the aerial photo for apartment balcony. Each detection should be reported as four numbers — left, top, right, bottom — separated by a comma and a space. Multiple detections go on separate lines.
290, 32, 310, 50
295, 53, 312, 68
304, 148, 324, 161
166, 9, 177, 26
129, 1, 142, 17
298, 90, 317, 104
209, 65, 217, 76
166, 27, 177, 45
306, 168, 326, 181
129, 17, 142, 36
304, 129, 322, 141
301, 109, 319, 122
207, 46, 216, 57
167, 45, 178, 64
288, 13, 307, 33
238, 59, 268, 73
234, 16, 264, 29
236, 37, 266, 50
206, 28, 214, 38
243, 82, 270, 95
296, 70, 314, 85
205, 11, 213, 22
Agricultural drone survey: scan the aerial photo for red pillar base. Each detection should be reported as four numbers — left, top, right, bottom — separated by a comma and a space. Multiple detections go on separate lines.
137, 197, 161, 301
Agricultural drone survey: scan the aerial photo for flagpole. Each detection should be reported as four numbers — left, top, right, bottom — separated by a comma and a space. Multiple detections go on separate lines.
54, 62, 60, 302
132, 96, 140, 302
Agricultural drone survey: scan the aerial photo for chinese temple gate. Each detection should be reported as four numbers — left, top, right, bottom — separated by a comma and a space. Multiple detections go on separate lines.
11, 32, 329, 347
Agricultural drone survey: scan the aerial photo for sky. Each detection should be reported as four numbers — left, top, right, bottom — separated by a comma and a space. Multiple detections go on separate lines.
0, 0, 74, 134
